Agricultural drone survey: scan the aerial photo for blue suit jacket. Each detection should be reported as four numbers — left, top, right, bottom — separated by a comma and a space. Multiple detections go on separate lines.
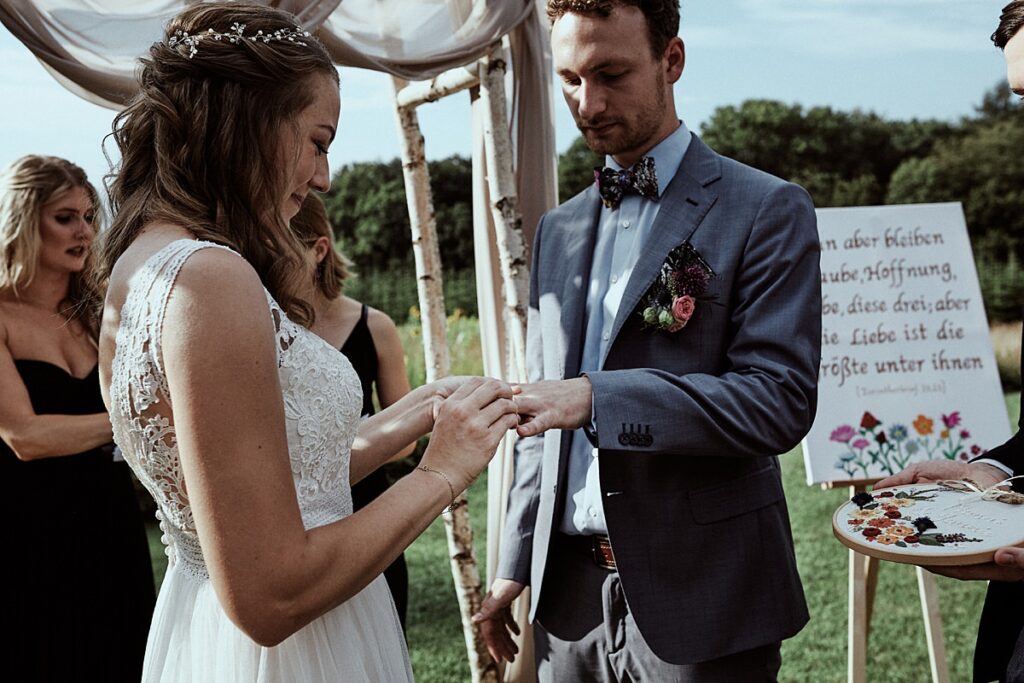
498, 135, 819, 664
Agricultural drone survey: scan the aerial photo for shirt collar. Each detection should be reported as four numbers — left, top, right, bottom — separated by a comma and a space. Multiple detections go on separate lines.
605, 120, 692, 198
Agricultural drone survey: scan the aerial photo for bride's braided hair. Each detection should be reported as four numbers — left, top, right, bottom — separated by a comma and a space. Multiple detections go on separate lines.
99, 2, 338, 325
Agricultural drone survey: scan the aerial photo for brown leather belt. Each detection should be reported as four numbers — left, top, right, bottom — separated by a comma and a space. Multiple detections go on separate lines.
560, 533, 616, 570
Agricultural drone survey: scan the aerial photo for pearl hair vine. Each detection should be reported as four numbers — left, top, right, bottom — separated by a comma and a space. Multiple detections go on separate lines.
167, 22, 311, 59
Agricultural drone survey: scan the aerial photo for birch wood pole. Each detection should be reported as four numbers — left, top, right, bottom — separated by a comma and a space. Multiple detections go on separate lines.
478, 42, 534, 683
391, 75, 499, 683
478, 45, 530, 379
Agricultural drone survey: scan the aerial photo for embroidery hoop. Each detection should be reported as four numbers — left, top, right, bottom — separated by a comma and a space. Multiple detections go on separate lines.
832, 482, 1024, 566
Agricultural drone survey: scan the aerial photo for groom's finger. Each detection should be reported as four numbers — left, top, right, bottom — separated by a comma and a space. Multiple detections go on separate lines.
517, 408, 554, 437
504, 607, 521, 636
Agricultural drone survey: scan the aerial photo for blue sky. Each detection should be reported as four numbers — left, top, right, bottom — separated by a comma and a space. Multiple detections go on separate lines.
0, 0, 1010, 196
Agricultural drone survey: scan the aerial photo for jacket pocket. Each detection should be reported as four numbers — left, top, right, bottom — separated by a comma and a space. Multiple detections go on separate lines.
687, 464, 784, 524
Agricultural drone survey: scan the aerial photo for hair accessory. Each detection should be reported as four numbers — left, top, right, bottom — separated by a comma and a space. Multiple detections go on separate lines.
167, 22, 311, 59
417, 465, 457, 515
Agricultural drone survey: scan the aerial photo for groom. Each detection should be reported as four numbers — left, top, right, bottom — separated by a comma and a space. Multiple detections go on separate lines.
474, 1, 821, 680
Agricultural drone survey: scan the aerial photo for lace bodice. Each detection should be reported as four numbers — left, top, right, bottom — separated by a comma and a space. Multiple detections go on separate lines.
109, 240, 363, 579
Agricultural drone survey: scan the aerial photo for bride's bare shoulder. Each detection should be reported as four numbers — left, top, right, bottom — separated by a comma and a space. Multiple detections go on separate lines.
107, 228, 261, 311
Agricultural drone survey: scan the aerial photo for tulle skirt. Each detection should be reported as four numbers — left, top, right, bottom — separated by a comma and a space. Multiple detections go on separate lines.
143, 563, 413, 682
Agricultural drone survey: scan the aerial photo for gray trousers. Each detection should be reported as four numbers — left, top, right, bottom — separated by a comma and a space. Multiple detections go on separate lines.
534, 535, 782, 683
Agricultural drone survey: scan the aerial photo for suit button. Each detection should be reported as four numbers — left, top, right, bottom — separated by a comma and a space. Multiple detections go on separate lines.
618, 433, 629, 446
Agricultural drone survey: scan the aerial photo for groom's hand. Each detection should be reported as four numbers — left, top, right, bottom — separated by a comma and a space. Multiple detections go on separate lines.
472, 578, 526, 663
514, 377, 592, 438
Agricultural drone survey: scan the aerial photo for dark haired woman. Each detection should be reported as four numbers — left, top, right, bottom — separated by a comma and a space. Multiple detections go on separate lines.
97, 4, 517, 680
0, 154, 154, 681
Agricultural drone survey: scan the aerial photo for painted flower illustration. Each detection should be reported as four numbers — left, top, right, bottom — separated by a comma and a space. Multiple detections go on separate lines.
830, 425, 856, 443
913, 415, 934, 436
833, 409, 979, 476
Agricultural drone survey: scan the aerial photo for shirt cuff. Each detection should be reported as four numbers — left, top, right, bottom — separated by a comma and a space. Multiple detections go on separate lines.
580, 372, 598, 447
972, 458, 1015, 478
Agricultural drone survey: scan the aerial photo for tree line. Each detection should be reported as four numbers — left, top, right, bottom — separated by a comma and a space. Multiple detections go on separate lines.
323, 86, 1023, 322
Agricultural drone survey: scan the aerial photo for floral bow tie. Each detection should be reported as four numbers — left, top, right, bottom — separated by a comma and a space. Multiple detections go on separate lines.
594, 156, 658, 209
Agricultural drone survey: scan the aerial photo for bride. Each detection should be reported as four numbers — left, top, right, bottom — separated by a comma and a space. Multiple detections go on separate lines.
96, 3, 518, 681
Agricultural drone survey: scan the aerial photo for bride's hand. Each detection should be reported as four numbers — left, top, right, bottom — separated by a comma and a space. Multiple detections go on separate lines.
426, 376, 520, 423
420, 377, 519, 492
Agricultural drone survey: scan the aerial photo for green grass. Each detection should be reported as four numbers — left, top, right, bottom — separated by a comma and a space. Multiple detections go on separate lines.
143, 313, 1020, 681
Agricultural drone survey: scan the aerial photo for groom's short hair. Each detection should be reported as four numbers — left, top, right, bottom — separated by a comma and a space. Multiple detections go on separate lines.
993, 1, 1024, 48
546, 1, 680, 58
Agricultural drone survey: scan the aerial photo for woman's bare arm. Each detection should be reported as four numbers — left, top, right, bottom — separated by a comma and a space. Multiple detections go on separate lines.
366, 307, 416, 462
0, 318, 112, 460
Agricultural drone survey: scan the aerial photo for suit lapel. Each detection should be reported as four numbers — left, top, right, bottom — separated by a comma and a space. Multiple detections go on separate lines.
601, 137, 721, 368
557, 185, 603, 380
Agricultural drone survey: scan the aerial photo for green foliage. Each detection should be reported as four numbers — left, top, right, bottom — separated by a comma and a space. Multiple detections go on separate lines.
321, 155, 479, 323
558, 134, 603, 200
887, 119, 1024, 253
699, 100, 958, 208
322, 155, 476, 274
343, 267, 478, 324
397, 312, 485, 387
972, 81, 1024, 124
975, 252, 1024, 324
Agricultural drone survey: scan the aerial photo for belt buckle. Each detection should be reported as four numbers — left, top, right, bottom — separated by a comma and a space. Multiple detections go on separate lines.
591, 536, 616, 570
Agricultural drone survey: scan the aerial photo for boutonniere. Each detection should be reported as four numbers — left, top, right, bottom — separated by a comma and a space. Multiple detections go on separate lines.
639, 241, 715, 333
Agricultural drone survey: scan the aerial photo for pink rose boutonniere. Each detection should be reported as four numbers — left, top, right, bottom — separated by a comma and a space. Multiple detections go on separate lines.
639, 241, 714, 333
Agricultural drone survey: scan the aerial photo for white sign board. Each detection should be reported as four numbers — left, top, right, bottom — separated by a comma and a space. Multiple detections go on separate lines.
803, 203, 1010, 485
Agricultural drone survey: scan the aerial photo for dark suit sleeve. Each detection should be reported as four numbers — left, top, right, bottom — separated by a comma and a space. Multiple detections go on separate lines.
496, 216, 547, 584
586, 181, 821, 457
981, 432, 1023, 475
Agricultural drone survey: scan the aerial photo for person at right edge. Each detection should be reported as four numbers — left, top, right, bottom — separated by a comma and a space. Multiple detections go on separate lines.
874, 5, 1024, 682
474, 1, 821, 681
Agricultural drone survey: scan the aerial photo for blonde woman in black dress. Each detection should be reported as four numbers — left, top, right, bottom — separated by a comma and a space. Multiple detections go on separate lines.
0, 154, 154, 681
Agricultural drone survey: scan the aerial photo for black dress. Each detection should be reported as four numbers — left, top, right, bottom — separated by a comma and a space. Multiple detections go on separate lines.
343, 304, 410, 633
1, 360, 155, 682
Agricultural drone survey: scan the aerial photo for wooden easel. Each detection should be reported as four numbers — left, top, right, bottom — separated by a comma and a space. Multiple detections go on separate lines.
825, 480, 950, 683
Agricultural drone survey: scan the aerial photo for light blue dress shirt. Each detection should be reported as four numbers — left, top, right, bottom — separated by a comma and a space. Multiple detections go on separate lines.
559, 121, 693, 536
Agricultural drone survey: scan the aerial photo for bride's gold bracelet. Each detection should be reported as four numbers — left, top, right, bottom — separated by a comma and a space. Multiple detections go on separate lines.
417, 465, 456, 514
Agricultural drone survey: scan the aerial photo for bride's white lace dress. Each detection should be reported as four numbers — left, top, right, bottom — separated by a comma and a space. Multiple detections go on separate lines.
108, 239, 413, 682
